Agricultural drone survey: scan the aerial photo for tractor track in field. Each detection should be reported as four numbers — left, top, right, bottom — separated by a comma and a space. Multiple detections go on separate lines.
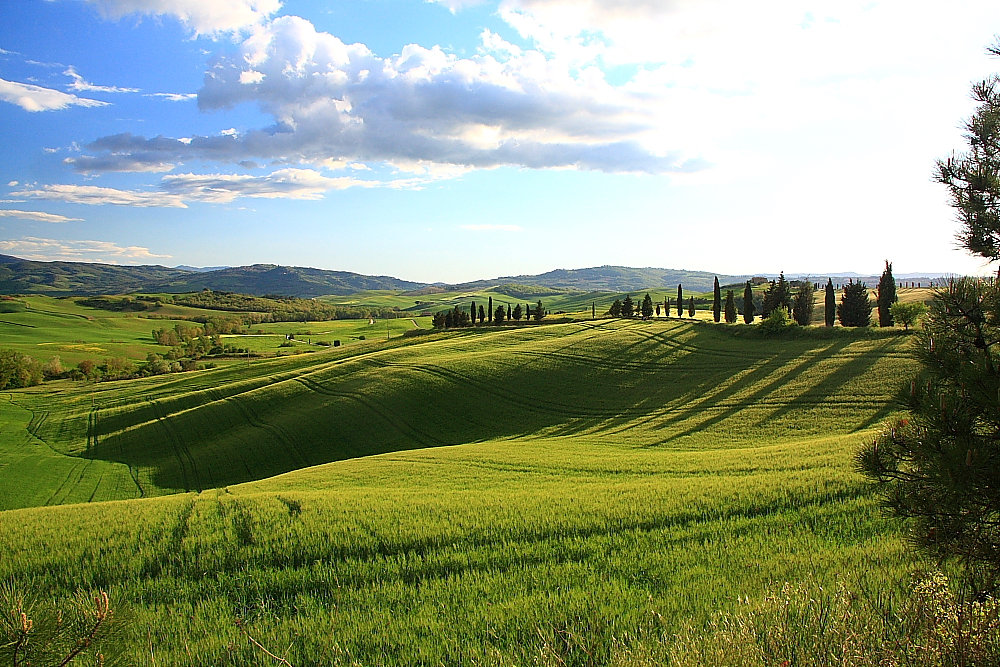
150, 398, 200, 492
294, 376, 443, 448
225, 396, 310, 469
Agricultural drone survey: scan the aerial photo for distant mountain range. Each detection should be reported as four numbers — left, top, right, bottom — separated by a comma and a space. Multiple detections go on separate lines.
0, 254, 956, 297
173, 265, 232, 273
0, 256, 423, 297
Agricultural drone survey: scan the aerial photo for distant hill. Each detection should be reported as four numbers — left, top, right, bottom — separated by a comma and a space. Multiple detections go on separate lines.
0, 257, 424, 297
0, 255, 957, 297
174, 264, 231, 272
455, 266, 749, 293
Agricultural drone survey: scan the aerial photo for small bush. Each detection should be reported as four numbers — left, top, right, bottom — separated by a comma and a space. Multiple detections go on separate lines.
758, 309, 793, 335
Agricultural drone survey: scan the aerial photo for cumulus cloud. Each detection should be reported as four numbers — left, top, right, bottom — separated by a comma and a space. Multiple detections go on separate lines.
0, 237, 168, 263
73, 15, 699, 175
64, 66, 139, 93
0, 209, 83, 223
83, 0, 282, 35
0, 77, 108, 112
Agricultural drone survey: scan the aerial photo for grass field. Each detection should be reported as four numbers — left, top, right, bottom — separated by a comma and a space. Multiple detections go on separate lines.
0, 317, 923, 665
326, 285, 938, 325
0, 295, 432, 368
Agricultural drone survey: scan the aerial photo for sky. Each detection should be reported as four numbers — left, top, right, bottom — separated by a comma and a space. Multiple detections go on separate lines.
1, 0, 999, 283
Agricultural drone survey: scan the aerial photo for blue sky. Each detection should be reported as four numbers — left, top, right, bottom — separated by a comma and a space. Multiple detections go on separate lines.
1, 0, 1000, 283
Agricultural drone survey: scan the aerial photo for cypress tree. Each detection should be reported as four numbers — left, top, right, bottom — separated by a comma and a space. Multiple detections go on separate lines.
488, 296, 493, 324
688, 296, 695, 318
622, 294, 634, 318
494, 305, 505, 325
724, 290, 737, 323
792, 280, 815, 326
655, 303, 660, 317
470, 301, 476, 325
512, 303, 523, 321
838, 280, 872, 327
534, 300, 545, 322
507, 304, 512, 320
713, 277, 722, 323
478, 305, 486, 324
609, 299, 622, 317
677, 285, 683, 317
824, 278, 836, 327
742, 281, 756, 324
592, 302, 596, 319
641, 293, 654, 320
877, 260, 898, 327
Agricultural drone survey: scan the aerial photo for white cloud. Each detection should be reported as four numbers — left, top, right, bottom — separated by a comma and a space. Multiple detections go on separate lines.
0, 77, 108, 112
64, 66, 139, 93
12, 184, 187, 208
159, 168, 377, 202
459, 224, 522, 231
145, 92, 198, 101
13, 169, 378, 208
82, 0, 282, 35
0, 237, 169, 263
0, 209, 83, 223
74, 15, 697, 175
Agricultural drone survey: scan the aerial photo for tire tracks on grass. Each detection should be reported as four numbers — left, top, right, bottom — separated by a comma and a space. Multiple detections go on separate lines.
294, 376, 443, 448
224, 395, 310, 469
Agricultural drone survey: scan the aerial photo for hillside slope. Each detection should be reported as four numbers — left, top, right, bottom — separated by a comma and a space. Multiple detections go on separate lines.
5, 319, 916, 508
0, 319, 920, 666
0, 257, 425, 296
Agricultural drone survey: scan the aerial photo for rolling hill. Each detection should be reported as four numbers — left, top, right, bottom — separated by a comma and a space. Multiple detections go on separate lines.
0, 318, 920, 665
0, 256, 425, 297
0, 255, 949, 298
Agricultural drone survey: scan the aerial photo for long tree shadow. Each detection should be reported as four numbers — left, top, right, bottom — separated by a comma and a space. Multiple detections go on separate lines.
651, 339, 852, 445
83, 324, 903, 494
755, 341, 903, 432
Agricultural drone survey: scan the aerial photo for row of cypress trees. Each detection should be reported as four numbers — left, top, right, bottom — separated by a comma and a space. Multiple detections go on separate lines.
707, 262, 898, 327
433, 298, 546, 329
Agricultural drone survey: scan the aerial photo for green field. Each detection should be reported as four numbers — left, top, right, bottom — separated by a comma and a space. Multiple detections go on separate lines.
322, 286, 691, 317
324, 284, 937, 325
0, 316, 923, 665
0, 295, 432, 368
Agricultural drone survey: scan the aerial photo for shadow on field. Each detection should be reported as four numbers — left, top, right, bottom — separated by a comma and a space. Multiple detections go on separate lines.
84, 323, 908, 494
653, 340, 851, 444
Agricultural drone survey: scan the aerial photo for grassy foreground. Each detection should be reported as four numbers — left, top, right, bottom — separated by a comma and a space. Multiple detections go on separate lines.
1, 319, 921, 664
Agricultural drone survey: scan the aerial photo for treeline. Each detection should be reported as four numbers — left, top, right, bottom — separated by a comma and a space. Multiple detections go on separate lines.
171, 291, 404, 322
0, 349, 214, 386
75, 296, 161, 312
607, 265, 927, 330
433, 299, 546, 329
152, 319, 248, 345
0, 349, 43, 389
